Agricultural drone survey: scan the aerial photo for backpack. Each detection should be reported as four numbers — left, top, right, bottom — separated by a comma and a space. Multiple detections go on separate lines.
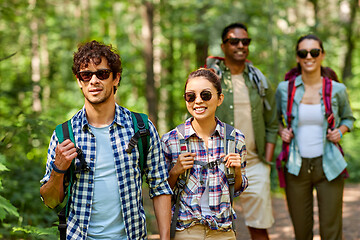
205, 56, 271, 111
54, 111, 150, 240
170, 122, 237, 238
276, 77, 348, 188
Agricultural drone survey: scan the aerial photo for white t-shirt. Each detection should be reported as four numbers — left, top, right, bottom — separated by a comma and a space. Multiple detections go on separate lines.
296, 103, 324, 158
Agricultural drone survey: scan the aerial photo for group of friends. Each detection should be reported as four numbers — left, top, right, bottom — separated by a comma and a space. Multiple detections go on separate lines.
40, 22, 355, 240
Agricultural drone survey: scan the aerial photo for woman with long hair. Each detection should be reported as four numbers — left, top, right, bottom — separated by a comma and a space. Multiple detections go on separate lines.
276, 34, 355, 239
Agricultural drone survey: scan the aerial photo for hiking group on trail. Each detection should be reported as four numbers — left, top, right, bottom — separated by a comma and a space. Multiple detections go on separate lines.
40, 22, 355, 240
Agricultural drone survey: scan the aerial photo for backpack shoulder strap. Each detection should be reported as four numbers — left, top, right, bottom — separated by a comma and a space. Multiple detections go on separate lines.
247, 64, 272, 111
170, 123, 190, 238
322, 77, 334, 129
223, 123, 236, 232
205, 56, 225, 78
286, 78, 297, 128
126, 111, 150, 175
54, 120, 76, 239
55, 120, 75, 144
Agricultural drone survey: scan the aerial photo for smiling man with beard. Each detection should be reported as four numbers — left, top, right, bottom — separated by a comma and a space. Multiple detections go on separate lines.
206, 23, 278, 240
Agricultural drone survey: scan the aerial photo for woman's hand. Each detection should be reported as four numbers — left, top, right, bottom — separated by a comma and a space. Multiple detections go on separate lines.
171, 152, 196, 176
280, 127, 294, 143
168, 152, 196, 189
224, 153, 242, 176
326, 128, 342, 143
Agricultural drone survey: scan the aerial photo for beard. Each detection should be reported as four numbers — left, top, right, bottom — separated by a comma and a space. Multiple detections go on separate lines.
82, 87, 113, 105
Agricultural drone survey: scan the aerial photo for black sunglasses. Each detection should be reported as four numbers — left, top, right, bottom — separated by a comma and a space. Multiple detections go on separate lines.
297, 48, 321, 59
184, 90, 213, 102
77, 69, 112, 82
223, 38, 252, 46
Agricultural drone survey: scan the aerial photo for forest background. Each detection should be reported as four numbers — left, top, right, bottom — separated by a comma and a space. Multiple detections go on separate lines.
0, 0, 359, 239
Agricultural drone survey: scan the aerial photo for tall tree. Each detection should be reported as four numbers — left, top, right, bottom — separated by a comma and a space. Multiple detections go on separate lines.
142, 1, 158, 125
29, 0, 42, 112
342, 0, 358, 82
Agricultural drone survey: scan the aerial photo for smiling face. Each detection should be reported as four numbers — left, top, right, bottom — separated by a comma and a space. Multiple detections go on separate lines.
296, 39, 325, 75
185, 76, 224, 123
221, 28, 249, 63
77, 57, 120, 106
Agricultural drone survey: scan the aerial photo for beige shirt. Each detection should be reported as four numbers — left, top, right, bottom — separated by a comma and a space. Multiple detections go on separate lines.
232, 74, 259, 165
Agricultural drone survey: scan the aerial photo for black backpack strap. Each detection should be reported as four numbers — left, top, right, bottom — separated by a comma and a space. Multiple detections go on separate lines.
170, 123, 190, 238
126, 112, 150, 175
57, 207, 67, 240
224, 123, 236, 233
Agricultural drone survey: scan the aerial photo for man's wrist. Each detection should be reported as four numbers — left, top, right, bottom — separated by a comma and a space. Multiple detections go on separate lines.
50, 161, 67, 174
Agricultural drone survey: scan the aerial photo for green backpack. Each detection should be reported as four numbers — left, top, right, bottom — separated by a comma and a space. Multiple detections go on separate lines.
54, 111, 150, 240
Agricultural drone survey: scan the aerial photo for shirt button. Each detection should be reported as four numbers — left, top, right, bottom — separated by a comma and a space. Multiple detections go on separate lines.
88, 180, 92, 184
86, 203, 90, 207
230, 105, 233, 109
90, 158, 94, 161
230, 90, 232, 93
231, 122, 234, 125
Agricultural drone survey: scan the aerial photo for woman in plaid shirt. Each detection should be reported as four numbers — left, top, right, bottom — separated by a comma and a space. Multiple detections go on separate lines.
161, 68, 248, 239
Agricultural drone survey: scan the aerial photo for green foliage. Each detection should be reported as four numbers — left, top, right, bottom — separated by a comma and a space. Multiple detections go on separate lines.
0, 156, 19, 222
0, 0, 359, 238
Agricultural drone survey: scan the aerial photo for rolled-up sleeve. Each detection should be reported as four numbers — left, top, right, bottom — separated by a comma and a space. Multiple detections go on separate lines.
337, 84, 355, 131
146, 120, 173, 198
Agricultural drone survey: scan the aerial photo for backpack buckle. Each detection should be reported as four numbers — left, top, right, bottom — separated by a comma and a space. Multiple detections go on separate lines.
177, 178, 186, 189
226, 173, 235, 185
139, 128, 149, 137
208, 161, 218, 169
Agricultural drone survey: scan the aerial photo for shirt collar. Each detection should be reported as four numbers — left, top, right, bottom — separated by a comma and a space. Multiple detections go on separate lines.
79, 103, 125, 131
183, 117, 224, 140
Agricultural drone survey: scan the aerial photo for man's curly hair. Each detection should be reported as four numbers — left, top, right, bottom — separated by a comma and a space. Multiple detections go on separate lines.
72, 40, 122, 85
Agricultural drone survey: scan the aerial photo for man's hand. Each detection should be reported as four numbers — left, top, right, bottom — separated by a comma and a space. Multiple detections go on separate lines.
54, 139, 78, 171
40, 140, 77, 208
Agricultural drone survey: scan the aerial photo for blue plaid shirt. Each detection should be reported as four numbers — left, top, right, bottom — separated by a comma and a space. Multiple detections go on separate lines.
161, 118, 248, 231
41, 104, 172, 240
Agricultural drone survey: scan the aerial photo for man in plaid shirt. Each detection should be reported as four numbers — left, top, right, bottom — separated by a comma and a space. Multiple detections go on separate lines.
40, 40, 172, 240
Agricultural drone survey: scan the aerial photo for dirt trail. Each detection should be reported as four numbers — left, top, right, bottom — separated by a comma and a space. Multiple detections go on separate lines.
234, 183, 360, 240
146, 183, 360, 240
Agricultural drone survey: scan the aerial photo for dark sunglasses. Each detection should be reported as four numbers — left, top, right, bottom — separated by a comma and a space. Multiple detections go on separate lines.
184, 90, 213, 102
77, 69, 112, 82
296, 48, 321, 59
223, 38, 252, 46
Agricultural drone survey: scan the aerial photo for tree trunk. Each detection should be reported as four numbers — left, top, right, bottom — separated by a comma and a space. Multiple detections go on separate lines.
29, 0, 42, 112
142, 1, 158, 126
195, 6, 209, 68
40, 34, 51, 111
342, 0, 358, 82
